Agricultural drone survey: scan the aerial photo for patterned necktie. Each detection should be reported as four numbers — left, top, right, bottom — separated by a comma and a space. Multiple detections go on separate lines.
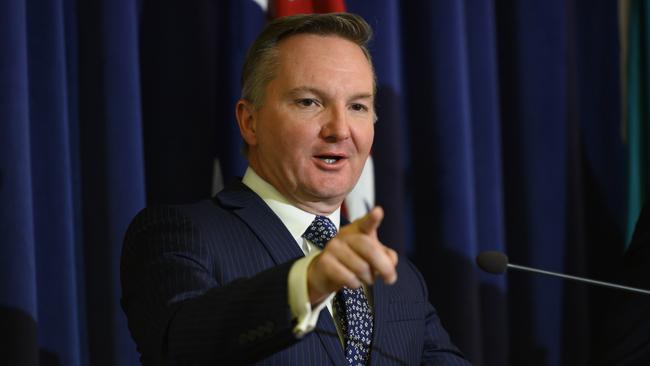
302, 216, 373, 365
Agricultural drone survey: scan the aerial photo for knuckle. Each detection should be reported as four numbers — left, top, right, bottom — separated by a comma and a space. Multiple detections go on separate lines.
356, 261, 371, 274
327, 238, 344, 249
343, 272, 359, 287
317, 252, 335, 267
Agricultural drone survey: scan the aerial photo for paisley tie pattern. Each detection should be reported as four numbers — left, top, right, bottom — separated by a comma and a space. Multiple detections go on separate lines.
302, 216, 373, 365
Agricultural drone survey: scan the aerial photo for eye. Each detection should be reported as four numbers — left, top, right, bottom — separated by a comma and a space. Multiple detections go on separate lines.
296, 98, 320, 108
350, 103, 369, 112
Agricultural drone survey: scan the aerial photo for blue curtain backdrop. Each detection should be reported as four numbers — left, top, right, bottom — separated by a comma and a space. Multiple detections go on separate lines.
0, 0, 632, 365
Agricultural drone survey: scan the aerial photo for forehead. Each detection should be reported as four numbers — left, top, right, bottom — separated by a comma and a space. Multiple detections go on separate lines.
272, 34, 374, 91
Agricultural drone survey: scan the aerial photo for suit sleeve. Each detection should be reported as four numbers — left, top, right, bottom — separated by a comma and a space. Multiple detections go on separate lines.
406, 261, 473, 365
120, 206, 300, 365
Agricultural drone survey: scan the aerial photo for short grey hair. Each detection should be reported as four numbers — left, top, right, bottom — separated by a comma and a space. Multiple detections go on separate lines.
241, 12, 375, 108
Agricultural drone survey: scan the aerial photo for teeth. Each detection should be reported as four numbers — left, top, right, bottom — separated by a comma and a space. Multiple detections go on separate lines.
322, 158, 336, 164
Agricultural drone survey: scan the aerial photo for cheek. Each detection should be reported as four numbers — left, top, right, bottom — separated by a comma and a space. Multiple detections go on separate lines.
280, 127, 315, 152
265, 130, 312, 168
354, 124, 375, 155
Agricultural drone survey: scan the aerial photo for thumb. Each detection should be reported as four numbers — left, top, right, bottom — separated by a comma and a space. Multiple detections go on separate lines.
356, 206, 384, 236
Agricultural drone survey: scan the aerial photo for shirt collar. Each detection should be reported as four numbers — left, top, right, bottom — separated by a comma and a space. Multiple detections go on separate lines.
242, 167, 340, 245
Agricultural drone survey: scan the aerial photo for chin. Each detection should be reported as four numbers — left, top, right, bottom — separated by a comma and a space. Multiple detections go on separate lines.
309, 187, 353, 204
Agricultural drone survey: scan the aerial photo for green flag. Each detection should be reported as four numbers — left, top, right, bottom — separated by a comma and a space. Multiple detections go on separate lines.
625, 0, 650, 248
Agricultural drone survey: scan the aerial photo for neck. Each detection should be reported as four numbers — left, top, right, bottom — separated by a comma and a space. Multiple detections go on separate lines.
244, 165, 344, 216
292, 200, 341, 217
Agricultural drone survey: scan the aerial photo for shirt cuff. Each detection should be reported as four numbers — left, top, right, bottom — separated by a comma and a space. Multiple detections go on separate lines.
288, 249, 335, 338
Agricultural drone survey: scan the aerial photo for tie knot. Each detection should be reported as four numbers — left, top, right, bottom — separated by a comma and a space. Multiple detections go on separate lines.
302, 215, 337, 249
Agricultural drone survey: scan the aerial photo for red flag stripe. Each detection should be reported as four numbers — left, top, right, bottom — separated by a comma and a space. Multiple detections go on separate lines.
270, 0, 346, 18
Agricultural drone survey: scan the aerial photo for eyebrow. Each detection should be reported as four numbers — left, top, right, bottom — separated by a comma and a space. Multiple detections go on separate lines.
286, 87, 374, 102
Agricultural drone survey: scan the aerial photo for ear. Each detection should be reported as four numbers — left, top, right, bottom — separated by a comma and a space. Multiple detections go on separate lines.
235, 99, 258, 146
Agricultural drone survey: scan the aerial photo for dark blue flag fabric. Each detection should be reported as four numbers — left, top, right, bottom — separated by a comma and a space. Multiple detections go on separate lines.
0, 0, 637, 365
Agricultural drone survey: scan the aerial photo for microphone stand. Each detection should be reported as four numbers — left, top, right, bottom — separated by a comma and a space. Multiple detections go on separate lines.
507, 263, 650, 295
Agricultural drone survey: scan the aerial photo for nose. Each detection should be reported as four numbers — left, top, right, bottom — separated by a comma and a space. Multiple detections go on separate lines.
320, 104, 350, 142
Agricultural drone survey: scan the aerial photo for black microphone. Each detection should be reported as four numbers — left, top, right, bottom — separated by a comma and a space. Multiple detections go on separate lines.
476, 250, 650, 296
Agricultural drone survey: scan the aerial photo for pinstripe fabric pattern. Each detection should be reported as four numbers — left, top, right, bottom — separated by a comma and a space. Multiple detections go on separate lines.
120, 182, 471, 365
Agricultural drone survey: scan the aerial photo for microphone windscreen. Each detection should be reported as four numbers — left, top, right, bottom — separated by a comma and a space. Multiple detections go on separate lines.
476, 251, 509, 274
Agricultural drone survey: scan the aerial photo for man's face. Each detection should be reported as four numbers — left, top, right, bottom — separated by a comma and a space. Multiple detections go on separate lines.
239, 34, 375, 214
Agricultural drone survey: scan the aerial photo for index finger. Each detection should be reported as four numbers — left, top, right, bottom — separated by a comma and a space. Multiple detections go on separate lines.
356, 206, 384, 236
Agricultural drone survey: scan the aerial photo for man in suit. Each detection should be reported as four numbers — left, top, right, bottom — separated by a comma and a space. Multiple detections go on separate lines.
121, 13, 470, 365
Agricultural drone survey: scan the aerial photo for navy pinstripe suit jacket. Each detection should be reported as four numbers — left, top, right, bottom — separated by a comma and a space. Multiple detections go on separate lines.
121, 182, 470, 365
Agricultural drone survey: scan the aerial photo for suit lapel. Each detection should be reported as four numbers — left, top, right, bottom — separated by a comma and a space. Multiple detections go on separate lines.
217, 182, 345, 365
314, 311, 346, 366
369, 280, 387, 366
216, 182, 304, 263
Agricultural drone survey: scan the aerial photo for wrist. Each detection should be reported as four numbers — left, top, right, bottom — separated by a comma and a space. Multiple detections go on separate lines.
307, 256, 331, 305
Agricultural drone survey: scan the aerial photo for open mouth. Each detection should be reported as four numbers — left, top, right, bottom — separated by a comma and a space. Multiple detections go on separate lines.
316, 155, 343, 164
